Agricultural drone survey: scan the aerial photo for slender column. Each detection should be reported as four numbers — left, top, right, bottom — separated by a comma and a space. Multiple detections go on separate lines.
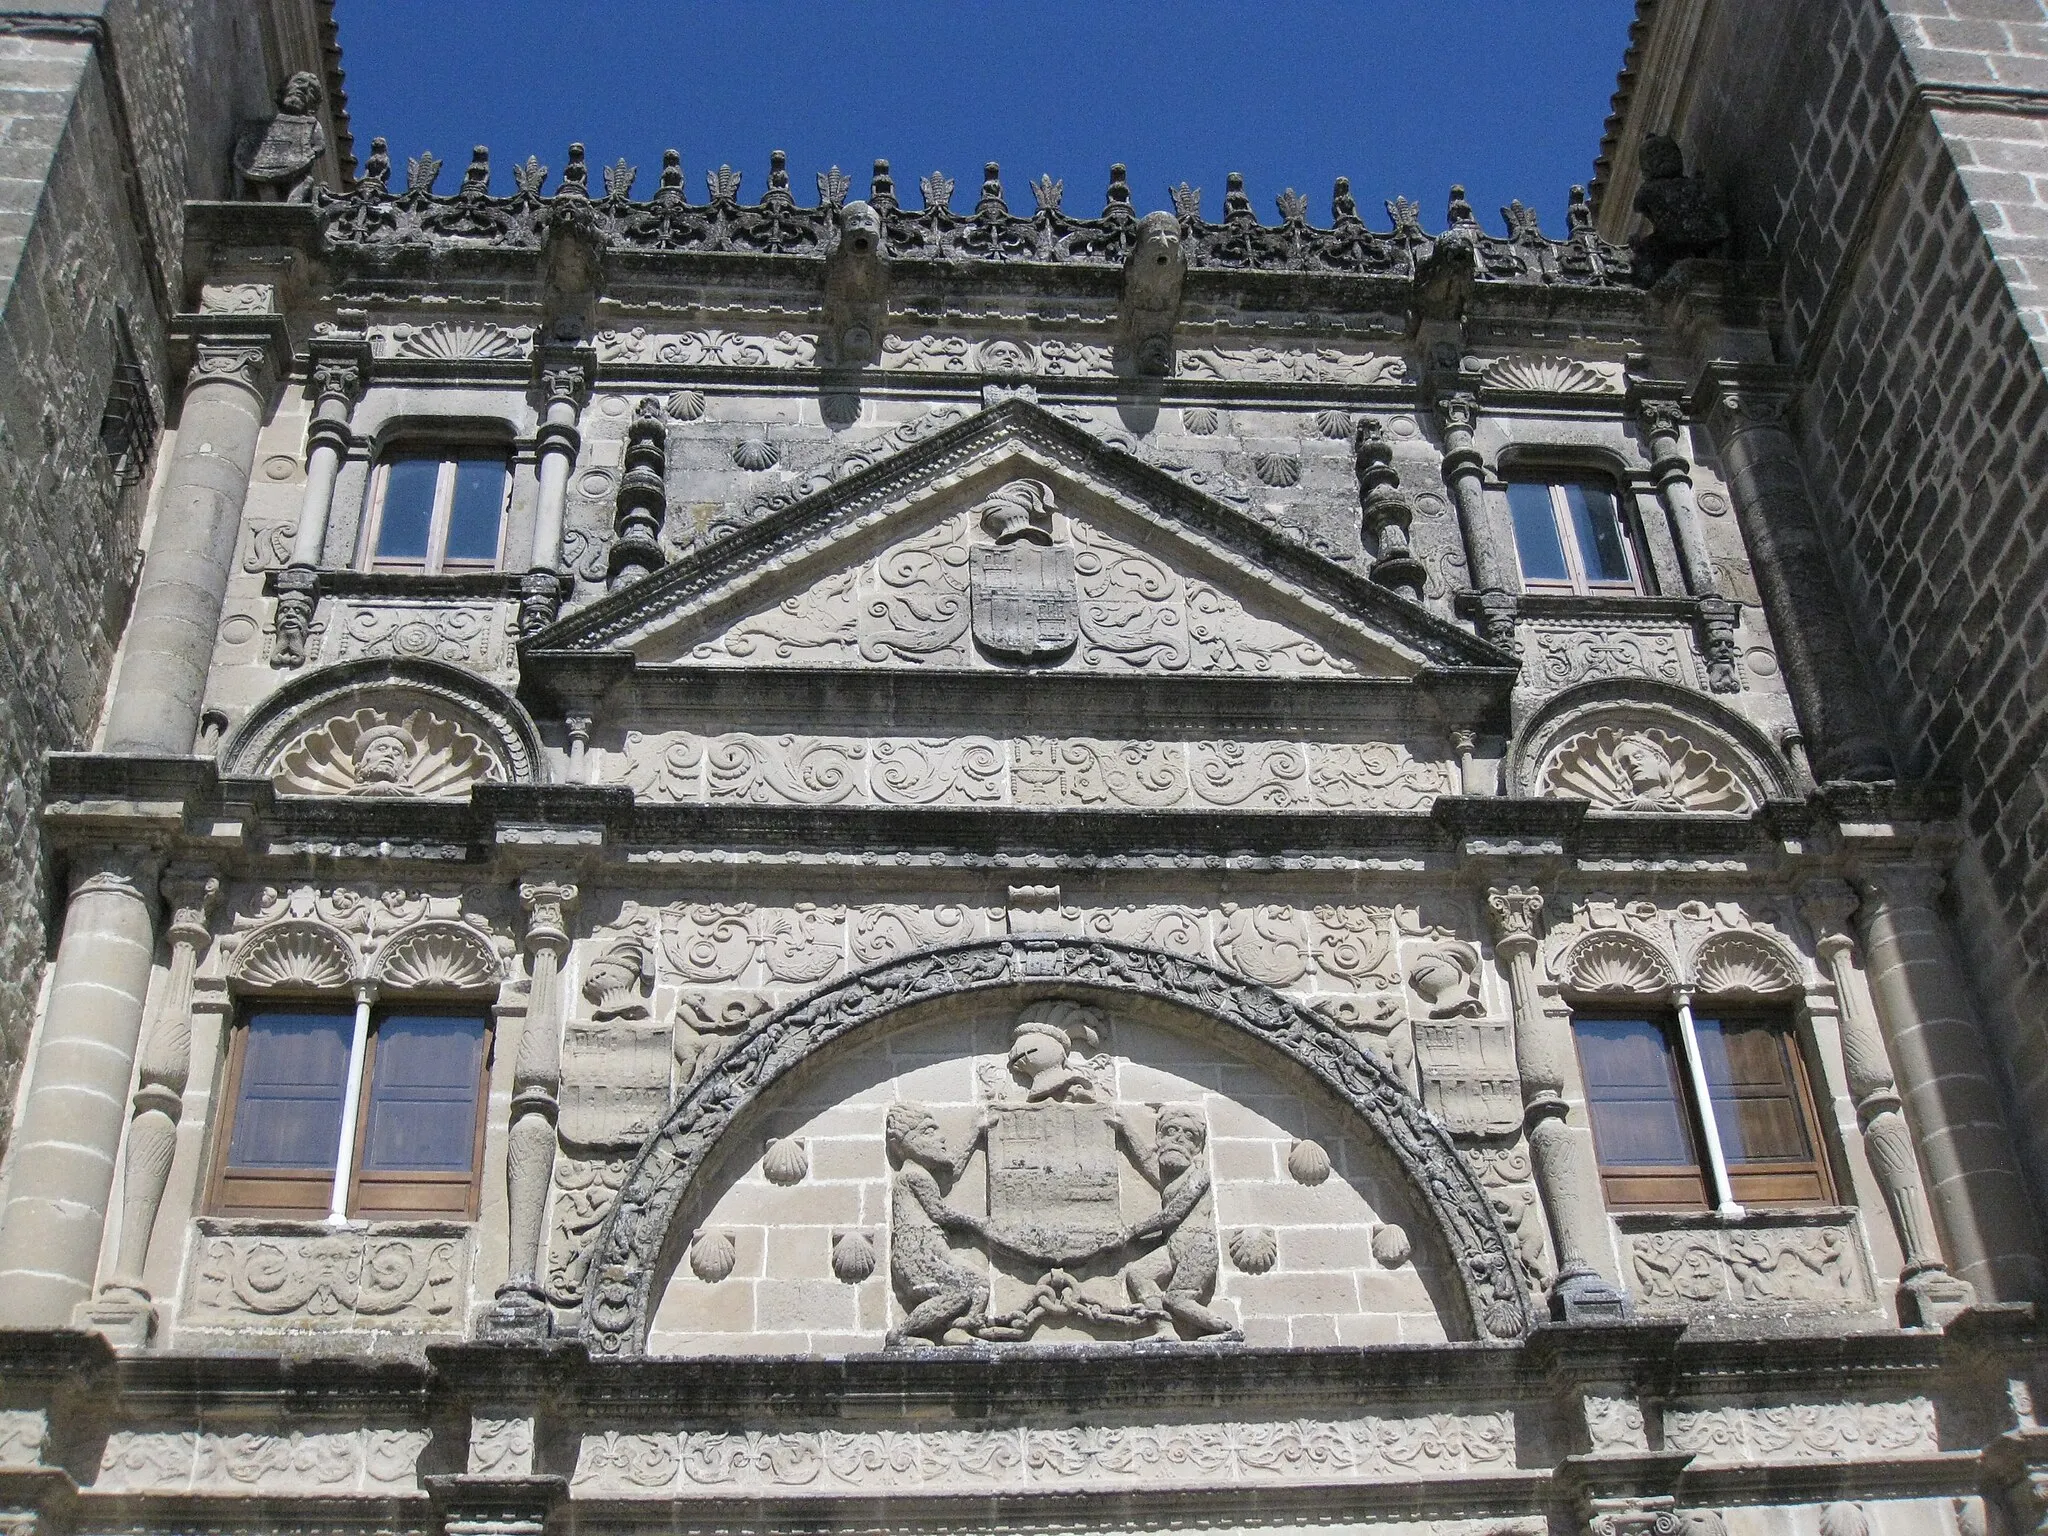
481, 879, 578, 1341
1855, 865, 2045, 1300
1697, 367, 1891, 779
1434, 392, 1518, 648
1634, 391, 1738, 692
103, 333, 276, 755
101, 868, 220, 1300
1802, 881, 1976, 1323
519, 356, 590, 636
327, 984, 376, 1224
1486, 886, 1632, 1321
1673, 990, 1741, 1216
273, 351, 366, 667
0, 848, 162, 1325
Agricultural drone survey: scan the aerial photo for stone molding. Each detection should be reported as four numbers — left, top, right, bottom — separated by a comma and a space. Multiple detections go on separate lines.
578, 936, 1533, 1355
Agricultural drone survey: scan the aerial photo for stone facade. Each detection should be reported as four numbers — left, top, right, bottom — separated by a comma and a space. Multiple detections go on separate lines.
0, 10, 2046, 1535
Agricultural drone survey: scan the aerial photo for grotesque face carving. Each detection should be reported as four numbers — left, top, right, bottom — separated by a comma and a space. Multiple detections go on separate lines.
279, 70, 323, 116
351, 725, 417, 789
1154, 1106, 1207, 1180
838, 199, 882, 255
1135, 210, 1182, 266
1639, 133, 1685, 182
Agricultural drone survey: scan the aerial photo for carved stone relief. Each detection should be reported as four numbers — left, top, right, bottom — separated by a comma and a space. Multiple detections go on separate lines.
1414, 1019, 1520, 1136
1521, 622, 1695, 694
220, 885, 511, 995
1661, 1397, 1936, 1463
94, 1426, 430, 1494
1542, 896, 1807, 1001
546, 1155, 632, 1306
683, 505, 1368, 676
1624, 1221, 1875, 1313
312, 599, 521, 681
612, 731, 1451, 811
1538, 726, 1752, 813
568, 1410, 1514, 1496
181, 1226, 464, 1331
267, 706, 508, 798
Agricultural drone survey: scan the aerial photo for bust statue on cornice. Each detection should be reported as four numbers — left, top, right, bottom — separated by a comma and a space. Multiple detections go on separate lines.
233, 71, 326, 202
1631, 133, 1729, 284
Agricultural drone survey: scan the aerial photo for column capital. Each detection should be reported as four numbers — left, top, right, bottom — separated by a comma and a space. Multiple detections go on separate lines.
68, 845, 164, 907
1798, 878, 1859, 949
169, 313, 289, 397
1690, 359, 1795, 433
1432, 389, 1480, 434
1854, 861, 1946, 915
1486, 885, 1544, 954
160, 865, 221, 948
519, 880, 579, 955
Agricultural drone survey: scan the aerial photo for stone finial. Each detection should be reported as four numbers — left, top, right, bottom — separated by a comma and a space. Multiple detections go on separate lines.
1119, 210, 1185, 378
1102, 163, 1133, 220
232, 70, 325, 202
1631, 133, 1730, 284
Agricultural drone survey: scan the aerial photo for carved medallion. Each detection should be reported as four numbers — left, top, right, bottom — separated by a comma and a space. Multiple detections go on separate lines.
970, 543, 1078, 663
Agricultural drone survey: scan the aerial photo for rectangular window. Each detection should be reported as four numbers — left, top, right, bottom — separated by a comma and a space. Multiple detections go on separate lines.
210, 1002, 492, 1220
365, 450, 508, 573
1508, 477, 1643, 594
1572, 1008, 1830, 1212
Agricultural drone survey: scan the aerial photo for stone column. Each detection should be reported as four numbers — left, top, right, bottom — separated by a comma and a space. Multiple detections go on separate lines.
1855, 864, 2046, 1301
1486, 886, 1632, 1321
1434, 392, 1518, 648
519, 354, 590, 636
78, 868, 220, 1344
103, 327, 278, 755
0, 848, 162, 1325
1697, 366, 1891, 779
273, 347, 367, 667
1634, 390, 1738, 692
1802, 881, 1976, 1325
480, 879, 578, 1341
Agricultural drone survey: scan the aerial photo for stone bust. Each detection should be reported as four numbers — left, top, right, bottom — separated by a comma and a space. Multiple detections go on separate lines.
349, 723, 418, 792
233, 71, 326, 202
1630, 133, 1729, 283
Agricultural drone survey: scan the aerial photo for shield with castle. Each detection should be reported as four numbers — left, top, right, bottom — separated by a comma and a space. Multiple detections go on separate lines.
884, 999, 1237, 1346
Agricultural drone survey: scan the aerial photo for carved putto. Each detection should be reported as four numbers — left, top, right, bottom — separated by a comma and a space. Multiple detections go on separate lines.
1538, 726, 1751, 813
269, 706, 505, 798
233, 71, 325, 201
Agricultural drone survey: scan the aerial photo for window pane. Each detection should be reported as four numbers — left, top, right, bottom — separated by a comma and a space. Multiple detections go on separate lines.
442, 457, 506, 564
1695, 1016, 1814, 1165
374, 457, 439, 561
1508, 483, 1571, 584
359, 1012, 486, 1174
1564, 484, 1634, 585
226, 1008, 352, 1170
1575, 1016, 1698, 1168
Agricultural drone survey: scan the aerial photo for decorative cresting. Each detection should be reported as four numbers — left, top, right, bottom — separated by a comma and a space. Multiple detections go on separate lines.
270, 705, 505, 798
1509, 680, 1790, 811
223, 886, 511, 998
218, 657, 545, 792
579, 938, 1533, 1355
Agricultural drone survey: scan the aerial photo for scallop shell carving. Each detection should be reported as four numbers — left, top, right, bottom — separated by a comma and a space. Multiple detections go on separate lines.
1539, 726, 1752, 814
1558, 931, 1677, 995
394, 321, 527, 362
831, 1229, 877, 1283
1312, 409, 1354, 440
1372, 1223, 1412, 1267
665, 389, 707, 421
1287, 1138, 1332, 1186
1251, 452, 1302, 487
231, 921, 355, 990
689, 1230, 737, 1283
732, 435, 780, 471
374, 921, 503, 994
1181, 407, 1222, 436
762, 1137, 809, 1185
1228, 1227, 1278, 1274
269, 707, 505, 799
1480, 355, 1617, 395
1691, 930, 1801, 998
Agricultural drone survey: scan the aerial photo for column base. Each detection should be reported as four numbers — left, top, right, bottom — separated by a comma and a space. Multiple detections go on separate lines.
1898, 1266, 1977, 1328
72, 1293, 155, 1351
1549, 1264, 1634, 1324
475, 1286, 554, 1345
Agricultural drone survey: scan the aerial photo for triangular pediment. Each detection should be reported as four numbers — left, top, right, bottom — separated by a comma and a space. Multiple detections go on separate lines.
534, 401, 1510, 679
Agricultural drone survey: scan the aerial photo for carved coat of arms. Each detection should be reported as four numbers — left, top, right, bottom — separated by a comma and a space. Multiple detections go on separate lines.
967, 478, 1077, 663
884, 999, 1238, 1347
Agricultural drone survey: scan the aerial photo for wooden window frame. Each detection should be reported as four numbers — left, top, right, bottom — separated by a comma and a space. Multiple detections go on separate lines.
1572, 1005, 1832, 1215
359, 449, 509, 574
208, 999, 493, 1222
1507, 474, 1646, 596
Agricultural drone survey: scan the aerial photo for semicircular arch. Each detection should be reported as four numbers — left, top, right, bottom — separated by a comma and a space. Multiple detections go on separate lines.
580, 937, 1533, 1355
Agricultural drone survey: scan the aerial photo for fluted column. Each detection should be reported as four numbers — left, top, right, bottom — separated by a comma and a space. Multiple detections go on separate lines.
1634, 390, 1738, 692
1801, 881, 1976, 1325
480, 879, 578, 1341
103, 330, 276, 754
0, 848, 162, 1324
1855, 864, 2045, 1300
1433, 392, 1518, 648
1697, 366, 1891, 778
273, 349, 367, 667
519, 355, 590, 636
1486, 886, 1631, 1321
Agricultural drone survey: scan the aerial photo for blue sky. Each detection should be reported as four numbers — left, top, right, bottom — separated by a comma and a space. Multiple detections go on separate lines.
335, 1, 1639, 233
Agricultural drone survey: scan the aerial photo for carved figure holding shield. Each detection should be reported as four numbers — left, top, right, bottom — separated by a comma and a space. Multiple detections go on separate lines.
884, 1102, 991, 1346
1109, 1103, 1237, 1339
